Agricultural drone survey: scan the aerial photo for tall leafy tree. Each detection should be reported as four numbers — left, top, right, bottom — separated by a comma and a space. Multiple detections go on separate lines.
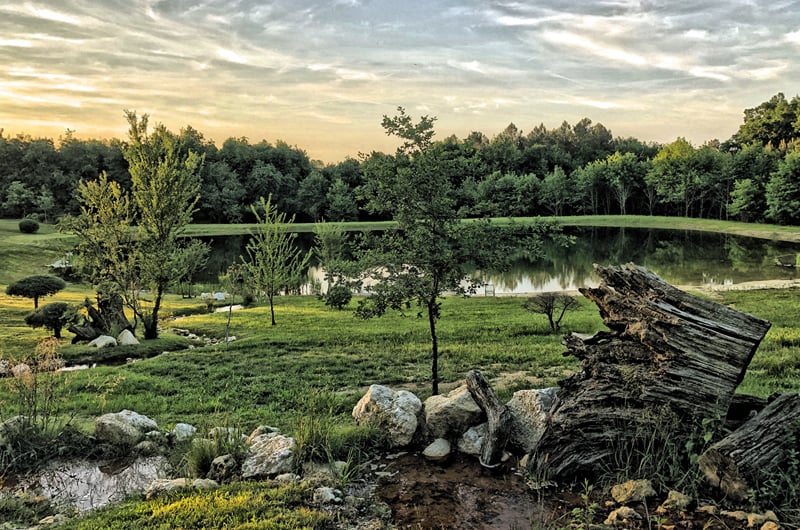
765, 151, 800, 225
244, 195, 311, 326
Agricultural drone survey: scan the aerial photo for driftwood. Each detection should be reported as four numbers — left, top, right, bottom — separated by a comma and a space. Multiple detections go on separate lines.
531, 263, 772, 480
67, 294, 133, 343
466, 369, 512, 468
698, 393, 800, 501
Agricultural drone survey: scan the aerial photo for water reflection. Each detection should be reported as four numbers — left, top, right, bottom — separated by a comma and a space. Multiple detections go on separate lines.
198, 227, 800, 294
23, 457, 169, 512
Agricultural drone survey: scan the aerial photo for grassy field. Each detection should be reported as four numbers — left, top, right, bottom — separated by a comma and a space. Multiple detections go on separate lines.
1, 216, 799, 527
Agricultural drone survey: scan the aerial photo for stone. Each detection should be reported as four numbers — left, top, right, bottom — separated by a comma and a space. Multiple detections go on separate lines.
145, 478, 189, 499
246, 425, 280, 445
604, 506, 641, 525
11, 363, 31, 378
611, 479, 656, 504
88, 335, 117, 348
352, 385, 422, 448
0, 359, 9, 376
697, 505, 717, 515
761, 522, 780, 530
117, 329, 140, 345
506, 387, 558, 453
457, 423, 486, 457
422, 438, 451, 461
659, 490, 692, 512
275, 473, 300, 483
241, 433, 296, 478
95, 410, 158, 447
209, 454, 238, 483
314, 486, 342, 504
423, 385, 483, 440
192, 478, 220, 490
38, 514, 67, 525
172, 423, 197, 442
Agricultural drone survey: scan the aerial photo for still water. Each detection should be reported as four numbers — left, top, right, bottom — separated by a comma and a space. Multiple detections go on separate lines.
199, 227, 800, 294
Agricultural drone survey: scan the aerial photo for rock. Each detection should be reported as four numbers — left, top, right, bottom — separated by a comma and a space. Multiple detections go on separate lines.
134, 440, 160, 456
241, 433, 296, 478
761, 522, 780, 530
0, 359, 9, 376
88, 335, 117, 348
659, 490, 692, 512
275, 473, 300, 483
352, 385, 422, 448
38, 514, 67, 525
314, 486, 342, 504
721, 510, 779, 527
117, 329, 140, 345
145, 478, 189, 499
209, 454, 238, 483
423, 438, 451, 462
423, 385, 483, 439
172, 423, 197, 442
95, 410, 158, 447
192, 478, 220, 490
697, 505, 717, 515
611, 479, 656, 504
506, 387, 557, 453
246, 425, 280, 445
604, 506, 641, 525
209, 426, 242, 444
457, 423, 486, 457
11, 363, 31, 378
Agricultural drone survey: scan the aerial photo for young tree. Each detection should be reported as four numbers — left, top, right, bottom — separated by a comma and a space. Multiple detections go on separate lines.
523, 293, 581, 333
25, 302, 75, 338
6, 275, 66, 309
61, 111, 203, 339
244, 195, 311, 326
766, 151, 800, 225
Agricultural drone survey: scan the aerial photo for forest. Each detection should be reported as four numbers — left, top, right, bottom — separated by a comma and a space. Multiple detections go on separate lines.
1, 91, 799, 225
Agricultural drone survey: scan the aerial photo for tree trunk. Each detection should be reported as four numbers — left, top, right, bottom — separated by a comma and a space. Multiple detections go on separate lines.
269, 294, 276, 326
429, 300, 439, 396
466, 370, 512, 468
530, 263, 771, 480
698, 393, 800, 501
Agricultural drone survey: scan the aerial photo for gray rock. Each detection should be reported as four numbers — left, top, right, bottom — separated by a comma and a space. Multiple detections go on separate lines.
208, 454, 238, 482
241, 433, 296, 478
172, 422, 197, 442
274, 473, 300, 483
604, 506, 641, 525
117, 329, 140, 346
88, 335, 117, 348
424, 385, 483, 439
352, 385, 422, 448
506, 387, 558, 453
145, 478, 189, 499
0, 359, 9, 376
95, 410, 158, 447
314, 486, 342, 504
423, 438, 451, 461
192, 478, 220, 490
457, 423, 486, 456
11, 363, 31, 378
611, 479, 656, 504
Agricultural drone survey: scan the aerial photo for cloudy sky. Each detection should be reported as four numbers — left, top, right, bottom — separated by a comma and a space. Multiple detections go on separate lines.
1, 1, 799, 163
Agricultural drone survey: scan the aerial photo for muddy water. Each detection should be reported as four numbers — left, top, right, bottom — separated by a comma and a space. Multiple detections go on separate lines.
13, 456, 169, 512
376, 453, 554, 529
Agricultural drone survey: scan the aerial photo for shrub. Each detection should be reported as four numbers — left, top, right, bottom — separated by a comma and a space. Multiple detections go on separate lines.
18, 219, 40, 234
324, 285, 352, 310
24, 302, 75, 339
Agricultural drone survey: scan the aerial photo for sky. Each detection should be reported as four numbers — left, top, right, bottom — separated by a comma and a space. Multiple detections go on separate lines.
1, 1, 799, 164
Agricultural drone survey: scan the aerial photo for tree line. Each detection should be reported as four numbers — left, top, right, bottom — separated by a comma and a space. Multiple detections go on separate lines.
2, 91, 800, 225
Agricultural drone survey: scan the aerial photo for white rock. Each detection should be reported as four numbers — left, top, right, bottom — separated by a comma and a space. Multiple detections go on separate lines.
145, 478, 189, 499
172, 423, 197, 442
314, 486, 342, 504
95, 410, 158, 447
241, 433, 296, 478
88, 335, 118, 348
117, 329, 140, 345
192, 478, 220, 490
352, 385, 422, 448
424, 385, 483, 439
423, 438, 451, 461
506, 387, 558, 453
457, 423, 486, 456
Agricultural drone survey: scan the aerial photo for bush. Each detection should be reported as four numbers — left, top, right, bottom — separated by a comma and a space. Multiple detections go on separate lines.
18, 219, 40, 234
324, 285, 352, 310
6, 275, 67, 309
25, 302, 75, 339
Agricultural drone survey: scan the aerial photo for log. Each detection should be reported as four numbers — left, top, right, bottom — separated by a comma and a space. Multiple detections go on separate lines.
698, 393, 800, 501
466, 369, 512, 468
531, 263, 771, 480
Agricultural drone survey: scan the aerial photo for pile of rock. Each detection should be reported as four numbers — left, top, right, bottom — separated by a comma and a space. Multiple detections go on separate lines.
351, 382, 555, 464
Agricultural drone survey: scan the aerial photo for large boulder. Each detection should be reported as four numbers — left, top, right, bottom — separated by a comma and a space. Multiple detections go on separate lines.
241, 433, 296, 479
88, 335, 117, 348
424, 385, 484, 440
95, 410, 159, 447
352, 385, 422, 448
506, 387, 558, 453
172, 422, 197, 443
117, 329, 139, 346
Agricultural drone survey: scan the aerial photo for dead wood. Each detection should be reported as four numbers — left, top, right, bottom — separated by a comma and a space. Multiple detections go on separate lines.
466, 369, 512, 468
698, 393, 800, 501
531, 263, 771, 480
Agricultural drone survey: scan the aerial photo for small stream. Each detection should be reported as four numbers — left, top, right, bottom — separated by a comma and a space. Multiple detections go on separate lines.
9, 456, 169, 512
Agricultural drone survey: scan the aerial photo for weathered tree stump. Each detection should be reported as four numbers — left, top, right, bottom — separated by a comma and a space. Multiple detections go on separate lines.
531, 263, 771, 480
698, 393, 800, 501
466, 369, 512, 468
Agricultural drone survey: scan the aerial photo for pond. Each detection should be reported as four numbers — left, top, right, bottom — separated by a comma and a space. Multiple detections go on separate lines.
196, 227, 800, 295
